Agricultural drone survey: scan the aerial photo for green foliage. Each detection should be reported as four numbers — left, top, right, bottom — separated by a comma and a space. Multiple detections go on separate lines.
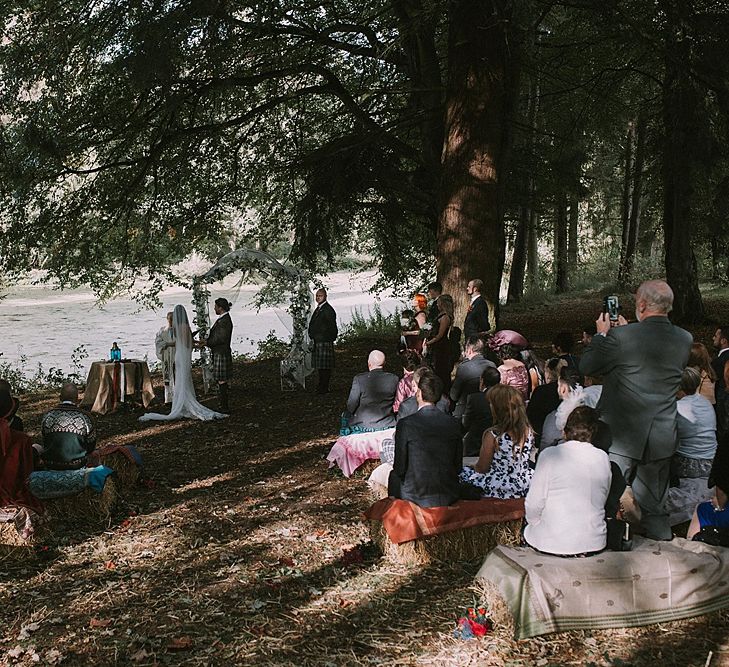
0, 345, 89, 394
252, 331, 291, 360
338, 305, 400, 344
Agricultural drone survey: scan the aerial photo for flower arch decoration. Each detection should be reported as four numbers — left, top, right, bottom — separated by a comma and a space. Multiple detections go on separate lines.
191, 248, 313, 391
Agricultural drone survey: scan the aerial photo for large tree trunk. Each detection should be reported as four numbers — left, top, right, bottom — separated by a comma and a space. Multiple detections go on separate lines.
554, 193, 569, 293
527, 207, 539, 292
436, 0, 521, 329
662, 3, 705, 323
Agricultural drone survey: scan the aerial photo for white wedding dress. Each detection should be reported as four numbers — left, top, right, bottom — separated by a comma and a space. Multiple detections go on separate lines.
140, 305, 226, 422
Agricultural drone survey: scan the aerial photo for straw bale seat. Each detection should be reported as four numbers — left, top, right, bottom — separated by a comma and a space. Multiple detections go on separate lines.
365, 497, 524, 565
0, 509, 50, 561
89, 445, 141, 493
44, 476, 119, 527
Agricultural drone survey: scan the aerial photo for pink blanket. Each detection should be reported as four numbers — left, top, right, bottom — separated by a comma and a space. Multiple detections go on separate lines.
326, 428, 396, 477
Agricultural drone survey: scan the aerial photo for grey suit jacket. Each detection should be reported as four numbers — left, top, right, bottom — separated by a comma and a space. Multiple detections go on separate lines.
346, 368, 399, 429
450, 355, 496, 419
579, 316, 692, 461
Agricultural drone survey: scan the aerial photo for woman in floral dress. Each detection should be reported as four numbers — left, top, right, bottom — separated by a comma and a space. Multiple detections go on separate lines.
460, 384, 535, 498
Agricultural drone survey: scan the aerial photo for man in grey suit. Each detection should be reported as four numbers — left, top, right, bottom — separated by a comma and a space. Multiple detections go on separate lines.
450, 335, 496, 419
580, 280, 692, 540
344, 350, 399, 430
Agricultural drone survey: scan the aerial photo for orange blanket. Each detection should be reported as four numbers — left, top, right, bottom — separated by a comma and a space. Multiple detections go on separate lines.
364, 497, 525, 545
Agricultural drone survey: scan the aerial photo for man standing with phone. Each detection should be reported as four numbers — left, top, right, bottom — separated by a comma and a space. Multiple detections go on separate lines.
580, 280, 692, 540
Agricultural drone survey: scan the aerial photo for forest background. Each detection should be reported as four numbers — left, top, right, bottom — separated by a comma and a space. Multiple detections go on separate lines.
1, 0, 729, 324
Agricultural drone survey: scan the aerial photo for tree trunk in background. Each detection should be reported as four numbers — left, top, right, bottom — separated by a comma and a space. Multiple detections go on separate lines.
437, 0, 521, 329
568, 194, 579, 280
527, 208, 539, 292
663, 2, 705, 323
554, 193, 569, 293
623, 112, 647, 287
618, 121, 635, 285
711, 237, 722, 281
508, 195, 528, 303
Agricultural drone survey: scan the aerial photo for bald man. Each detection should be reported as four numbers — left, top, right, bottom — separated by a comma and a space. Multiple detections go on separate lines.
308, 288, 338, 394
580, 280, 692, 540
344, 350, 399, 430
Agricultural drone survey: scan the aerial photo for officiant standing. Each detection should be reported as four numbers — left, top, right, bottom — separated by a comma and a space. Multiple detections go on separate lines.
155, 312, 176, 404
198, 298, 234, 413
308, 288, 338, 394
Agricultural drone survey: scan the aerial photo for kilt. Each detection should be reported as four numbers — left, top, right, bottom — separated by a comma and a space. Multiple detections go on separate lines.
312, 341, 335, 369
212, 349, 233, 381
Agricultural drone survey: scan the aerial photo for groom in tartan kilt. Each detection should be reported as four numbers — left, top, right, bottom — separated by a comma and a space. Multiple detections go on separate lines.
200, 297, 234, 413
308, 288, 338, 394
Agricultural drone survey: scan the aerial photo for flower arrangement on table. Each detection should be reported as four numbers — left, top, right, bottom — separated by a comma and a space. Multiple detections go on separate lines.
453, 606, 493, 639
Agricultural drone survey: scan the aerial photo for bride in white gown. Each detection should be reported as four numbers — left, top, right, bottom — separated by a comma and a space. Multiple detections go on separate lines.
140, 305, 227, 422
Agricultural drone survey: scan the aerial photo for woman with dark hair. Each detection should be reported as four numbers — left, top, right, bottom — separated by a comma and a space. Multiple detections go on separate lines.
423, 294, 455, 393
199, 297, 234, 413
524, 406, 612, 556
688, 342, 717, 405
526, 357, 565, 447
496, 343, 530, 402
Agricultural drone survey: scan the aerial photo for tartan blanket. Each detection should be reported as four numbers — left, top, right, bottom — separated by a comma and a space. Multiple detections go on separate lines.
365, 497, 525, 544
476, 536, 729, 639
326, 428, 395, 477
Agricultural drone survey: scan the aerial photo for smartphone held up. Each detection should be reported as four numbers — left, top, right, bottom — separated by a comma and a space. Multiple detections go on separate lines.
603, 295, 620, 322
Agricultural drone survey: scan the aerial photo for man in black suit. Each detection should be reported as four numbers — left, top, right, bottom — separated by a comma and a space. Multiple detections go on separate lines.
388, 373, 463, 508
712, 327, 729, 436
308, 288, 338, 394
345, 350, 399, 429
450, 335, 496, 419
462, 366, 501, 456
426, 281, 442, 328
463, 279, 490, 339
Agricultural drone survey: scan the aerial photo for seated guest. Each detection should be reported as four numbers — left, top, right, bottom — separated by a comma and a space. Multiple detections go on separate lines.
462, 366, 502, 457
667, 367, 718, 524
581, 323, 596, 348
688, 342, 717, 405
496, 343, 530, 402
521, 349, 545, 396
688, 430, 729, 541
459, 384, 535, 498
524, 407, 611, 556
526, 358, 565, 446
0, 379, 24, 432
396, 366, 451, 422
393, 350, 420, 413
450, 336, 496, 419
343, 350, 399, 432
40, 383, 96, 470
0, 389, 41, 511
388, 374, 462, 508
540, 366, 586, 451
552, 331, 579, 373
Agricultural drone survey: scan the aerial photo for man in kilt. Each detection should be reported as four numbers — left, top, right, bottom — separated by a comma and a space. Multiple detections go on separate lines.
308, 288, 338, 394
200, 297, 234, 413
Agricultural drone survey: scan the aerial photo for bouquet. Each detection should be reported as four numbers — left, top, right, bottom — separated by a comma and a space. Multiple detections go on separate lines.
453, 606, 493, 640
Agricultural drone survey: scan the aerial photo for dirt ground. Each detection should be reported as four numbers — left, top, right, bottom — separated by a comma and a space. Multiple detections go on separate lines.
2, 290, 729, 666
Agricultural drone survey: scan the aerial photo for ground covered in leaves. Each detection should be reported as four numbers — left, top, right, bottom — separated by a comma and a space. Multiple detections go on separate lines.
2, 289, 729, 666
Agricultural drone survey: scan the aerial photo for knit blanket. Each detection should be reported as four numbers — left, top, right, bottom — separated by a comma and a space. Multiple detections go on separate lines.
365, 497, 525, 544
326, 428, 395, 477
475, 536, 729, 639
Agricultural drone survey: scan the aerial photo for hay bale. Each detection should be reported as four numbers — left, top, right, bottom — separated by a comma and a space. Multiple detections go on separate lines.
0, 516, 51, 561
369, 517, 523, 565
367, 481, 389, 503
94, 451, 139, 492
44, 477, 118, 527
472, 578, 516, 638
353, 459, 380, 479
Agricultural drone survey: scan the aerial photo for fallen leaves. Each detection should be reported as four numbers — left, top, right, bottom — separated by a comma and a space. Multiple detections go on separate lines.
167, 636, 194, 651
89, 618, 113, 629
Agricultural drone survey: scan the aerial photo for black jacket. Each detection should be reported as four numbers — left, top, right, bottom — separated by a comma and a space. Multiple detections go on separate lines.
463, 295, 490, 339
308, 302, 338, 343
450, 355, 496, 419
346, 368, 399, 429
207, 313, 233, 355
461, 392, 493, 457
388, 405, 463, 508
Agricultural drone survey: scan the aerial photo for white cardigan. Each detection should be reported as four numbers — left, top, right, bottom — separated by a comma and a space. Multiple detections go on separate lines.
524, 440, 611, 555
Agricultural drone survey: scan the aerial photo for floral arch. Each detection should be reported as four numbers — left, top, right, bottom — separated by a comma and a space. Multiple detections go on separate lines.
191, 248, 313, 391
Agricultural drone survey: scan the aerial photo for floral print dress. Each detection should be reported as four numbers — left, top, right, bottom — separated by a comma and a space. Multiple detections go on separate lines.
459, 429, 535, 499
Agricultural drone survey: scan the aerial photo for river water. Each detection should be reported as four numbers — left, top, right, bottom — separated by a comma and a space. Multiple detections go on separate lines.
0, 271, 401, 378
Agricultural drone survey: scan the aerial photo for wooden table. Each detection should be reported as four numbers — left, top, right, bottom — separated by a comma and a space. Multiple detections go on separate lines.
80, 360, 155, 415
